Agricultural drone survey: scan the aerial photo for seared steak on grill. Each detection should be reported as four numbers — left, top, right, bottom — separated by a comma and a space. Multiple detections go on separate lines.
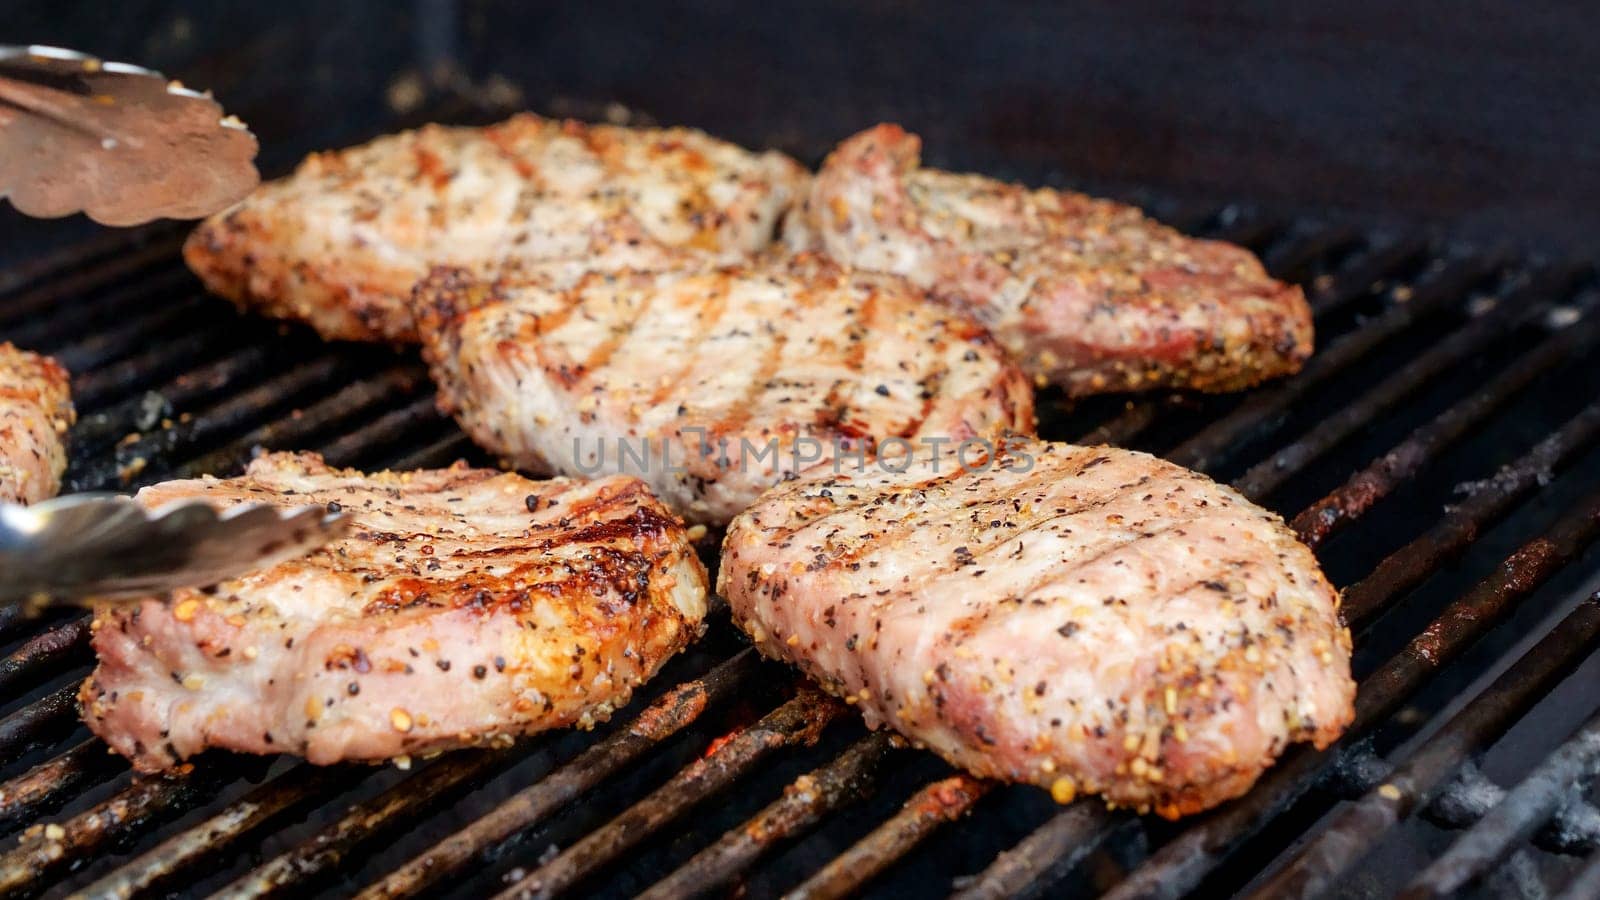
720, 435, 1354, 818
0, 343, 72, 504
414, 254, 1036, 525
80, 452, 708, 772
184, 113, 808, 343
790, 125, 1313, 396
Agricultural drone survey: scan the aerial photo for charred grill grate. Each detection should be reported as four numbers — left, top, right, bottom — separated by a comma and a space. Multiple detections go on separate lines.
0, 112, 1598, 900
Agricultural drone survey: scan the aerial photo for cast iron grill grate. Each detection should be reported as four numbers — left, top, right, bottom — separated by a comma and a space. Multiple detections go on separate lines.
0, 112, 1597, 900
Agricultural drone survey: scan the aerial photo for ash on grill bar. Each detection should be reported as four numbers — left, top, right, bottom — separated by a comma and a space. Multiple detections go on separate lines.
2, 3, 1599, 899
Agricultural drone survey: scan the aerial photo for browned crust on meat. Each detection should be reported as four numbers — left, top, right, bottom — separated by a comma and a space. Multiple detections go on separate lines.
801, 124, 1313, 396
183, 202, 416, 342
79, 452, 708, 771
0, 343, 73, 504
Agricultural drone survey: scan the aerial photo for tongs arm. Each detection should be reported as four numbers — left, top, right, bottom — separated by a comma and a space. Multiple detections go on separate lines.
0, 494, 346, 608
0, 44, 260, 225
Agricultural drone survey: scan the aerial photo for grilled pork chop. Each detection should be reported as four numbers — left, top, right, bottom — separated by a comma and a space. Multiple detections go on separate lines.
0, 343, 73, 504
790, 125, 1313, 396
414, 254, 1036, 525
80, 452, 708, 772
184, 113, 808, 343
720, 435, 1353, 818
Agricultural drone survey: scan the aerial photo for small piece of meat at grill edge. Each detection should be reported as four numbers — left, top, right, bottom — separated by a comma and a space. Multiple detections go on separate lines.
414, 253, 1036, 525
80, 452, 708, 772
789, 124, 1313, 396
720, 436, 1354, 818
184, 113, 808, 343
0, 342, 73, 504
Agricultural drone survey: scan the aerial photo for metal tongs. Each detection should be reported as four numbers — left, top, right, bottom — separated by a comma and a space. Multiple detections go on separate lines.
0, 495, 348, 609
0, 48, 291, 608
0, 44, 260, 225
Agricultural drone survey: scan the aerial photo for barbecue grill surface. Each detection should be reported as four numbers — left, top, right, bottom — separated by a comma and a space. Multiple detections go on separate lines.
1, 104, 1599, 900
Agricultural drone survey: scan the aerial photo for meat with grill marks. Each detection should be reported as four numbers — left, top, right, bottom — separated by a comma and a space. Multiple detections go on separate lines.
0, 343, 73, 504
80, 452, 708, 772
184, 113, 809, 343
720, 435, 1354, 818
413, 253, 1036, 525
789, 124, 1313, 396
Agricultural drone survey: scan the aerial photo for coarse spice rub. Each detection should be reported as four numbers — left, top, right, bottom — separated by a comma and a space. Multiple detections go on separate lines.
415, 252, 1035, 525
80, 452, 708, 772
184, 113, 808, 343
790, 124, 1313, 397
0, 343, 73, 504
720, 435, 1354, 818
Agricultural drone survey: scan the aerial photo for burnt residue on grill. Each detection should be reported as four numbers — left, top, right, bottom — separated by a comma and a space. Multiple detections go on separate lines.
345, 649, 762, 900
0, 759, 243, 895
786, 774, 992, 900
503, 691, 846, 899
0, 118, 1599, 900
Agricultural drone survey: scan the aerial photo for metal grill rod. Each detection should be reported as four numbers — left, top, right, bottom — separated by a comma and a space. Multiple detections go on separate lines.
317, 395, 445, 470
242, 650, 759, 900
52, 292, 217, 375
210, 749, 516, 900
386, 431, 476, 472
0, 239, 185, 332
948, 803, 1121, 900
1082, 234, 1431, 449
496, 691, 847, 900
0, 683, 80, 765
549, 241, 1572, 897
1339, 399, 1600, 625
1231, 276, 1591, 500
1297, 365, 1600, 558
1247, 596, 1600, 898
67, 353, 351, 491
1096, 484, 1600, 900
1555, 847, 1600, 900
1301, 235, 1434, 318
785, 775, 992, 900
1166, 254, 1504, 473
69, 764, 352, 900
169, 364, 427, 481
5, 268, 194, 355
71, 342, 280, 448
0, 739, 122, 832
0, 761, 238, 898
0, 616, 90, 698
1258, 225, 1361, 287
631, 731, 898, 900
70, 330, 261, 415
1403, 706, 1600, 898
75, 352, 408, 492
0, 225, 181, 300
1078, 396, 1183, 449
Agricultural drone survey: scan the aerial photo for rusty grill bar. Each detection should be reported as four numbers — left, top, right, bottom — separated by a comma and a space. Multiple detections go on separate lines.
0, 116, 1597, 900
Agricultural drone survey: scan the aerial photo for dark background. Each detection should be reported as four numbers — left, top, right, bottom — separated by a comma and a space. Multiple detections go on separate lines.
4, 0, 1599, 260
